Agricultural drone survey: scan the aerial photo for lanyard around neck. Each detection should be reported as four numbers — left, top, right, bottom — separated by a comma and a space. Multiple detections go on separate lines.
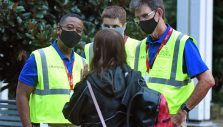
63, 62, 74, 90
146, 27, 173, 73
124, 35, 128, 44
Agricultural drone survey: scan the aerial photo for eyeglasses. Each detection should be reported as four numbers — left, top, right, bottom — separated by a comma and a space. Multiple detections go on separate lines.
59, 25, 82, 34
134, 10, 156, 24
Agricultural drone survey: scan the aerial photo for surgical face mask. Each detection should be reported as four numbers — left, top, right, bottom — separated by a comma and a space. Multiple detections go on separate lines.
60, 29, 81, 48
113, 27, 125, 37
101, 25, 125, 37
139, 12, 158, 34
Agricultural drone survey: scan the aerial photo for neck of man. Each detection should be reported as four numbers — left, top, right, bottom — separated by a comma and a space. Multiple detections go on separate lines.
57, 39, 73, 60
150, 20, 167, 40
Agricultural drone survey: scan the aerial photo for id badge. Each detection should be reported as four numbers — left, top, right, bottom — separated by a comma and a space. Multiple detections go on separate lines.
143, 74, 149, 83
40, 123, 48, 127
70, 90, 74, 97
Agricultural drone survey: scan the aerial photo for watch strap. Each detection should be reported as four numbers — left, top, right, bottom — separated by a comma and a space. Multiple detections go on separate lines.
181, 103, 190, 113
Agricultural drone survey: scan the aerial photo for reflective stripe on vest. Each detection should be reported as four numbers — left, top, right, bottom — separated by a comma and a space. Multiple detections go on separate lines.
134, 33, 191, 88
33, 49, 86, 95
134, 41, 141, 70
89, 42, 94, 63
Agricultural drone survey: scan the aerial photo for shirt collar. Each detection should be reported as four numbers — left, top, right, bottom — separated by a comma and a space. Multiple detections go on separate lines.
52, 40, 75, 61
146, 24, 171, 44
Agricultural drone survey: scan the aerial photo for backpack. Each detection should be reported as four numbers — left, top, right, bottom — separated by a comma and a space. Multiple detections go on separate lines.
121, 69, 173, 127
63, 67, 172, 127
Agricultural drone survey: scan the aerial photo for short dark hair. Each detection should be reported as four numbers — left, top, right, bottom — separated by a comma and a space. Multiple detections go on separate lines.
102, 5, 126, 25
130, 0, 165, 15
59, 13, 82, 25
90, 29, 127, 73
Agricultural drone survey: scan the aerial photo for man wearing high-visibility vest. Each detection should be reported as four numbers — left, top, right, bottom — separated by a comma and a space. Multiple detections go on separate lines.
16, 13, 85, 127
129, 0, 215, 127
84, 5, 140, 68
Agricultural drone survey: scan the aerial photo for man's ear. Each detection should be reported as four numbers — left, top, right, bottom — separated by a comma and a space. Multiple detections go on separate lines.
156, 8, 164, 18
57, 24, 62, 35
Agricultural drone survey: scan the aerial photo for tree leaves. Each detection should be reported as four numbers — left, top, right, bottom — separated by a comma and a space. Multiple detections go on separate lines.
212, 0, 223, 103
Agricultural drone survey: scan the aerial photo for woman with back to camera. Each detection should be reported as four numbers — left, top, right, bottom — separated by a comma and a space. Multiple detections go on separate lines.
63, 29, 172, 127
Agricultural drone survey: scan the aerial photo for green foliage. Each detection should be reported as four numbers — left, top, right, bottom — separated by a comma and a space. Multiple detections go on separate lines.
164, 0, 176, 28
0, 0, 139, 98
213, 91, 223, 106
212, 0, 223, 104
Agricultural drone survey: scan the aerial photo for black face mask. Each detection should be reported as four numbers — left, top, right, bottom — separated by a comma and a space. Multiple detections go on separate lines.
139, 13, 158, 34
60, 29, 81, 48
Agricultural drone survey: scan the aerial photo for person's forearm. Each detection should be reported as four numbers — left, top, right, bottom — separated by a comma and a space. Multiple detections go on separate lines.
186, 81, 210, 109
16, 94, 32, 127
185, 70, 215, 110
172, 70, 215, 126
173, 81, 210, 127
16, 95, 32, 127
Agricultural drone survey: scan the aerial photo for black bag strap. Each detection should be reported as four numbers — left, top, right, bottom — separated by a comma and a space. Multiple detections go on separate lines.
126, 92, 143, 127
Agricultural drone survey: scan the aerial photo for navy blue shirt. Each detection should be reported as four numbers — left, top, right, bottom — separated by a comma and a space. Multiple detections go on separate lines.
18, 40, 75, 87
146, 24, 208, 78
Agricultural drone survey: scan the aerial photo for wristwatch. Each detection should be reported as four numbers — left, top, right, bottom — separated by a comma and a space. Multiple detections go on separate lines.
181, 103, 190, 113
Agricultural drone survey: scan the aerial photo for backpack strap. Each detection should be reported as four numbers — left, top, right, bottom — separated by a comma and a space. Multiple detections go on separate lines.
126, 92, 141, 127
86, 80, 107, 127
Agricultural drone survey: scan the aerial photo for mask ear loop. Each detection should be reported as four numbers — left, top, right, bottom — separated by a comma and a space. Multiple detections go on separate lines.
155, 9, 163, 24
154, 10, 160, 23
150, 10, 160, 39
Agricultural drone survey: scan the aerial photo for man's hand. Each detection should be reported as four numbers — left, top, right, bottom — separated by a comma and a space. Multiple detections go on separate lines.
172, 110, 187, 127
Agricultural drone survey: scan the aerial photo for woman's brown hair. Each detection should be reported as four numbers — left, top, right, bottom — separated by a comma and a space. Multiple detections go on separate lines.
90, 29, 127, 73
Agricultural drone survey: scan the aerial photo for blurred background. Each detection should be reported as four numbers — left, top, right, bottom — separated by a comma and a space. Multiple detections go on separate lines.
0, 0, 222, 125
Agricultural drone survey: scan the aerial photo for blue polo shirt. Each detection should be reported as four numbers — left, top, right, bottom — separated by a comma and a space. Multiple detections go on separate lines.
18, 40, 75, 87
146, 24, 208, 78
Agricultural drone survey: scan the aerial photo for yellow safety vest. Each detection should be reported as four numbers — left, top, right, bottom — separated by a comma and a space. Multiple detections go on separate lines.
134, 29, 196, 114
30, 45, 86, 123
84, 37, 140, 69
